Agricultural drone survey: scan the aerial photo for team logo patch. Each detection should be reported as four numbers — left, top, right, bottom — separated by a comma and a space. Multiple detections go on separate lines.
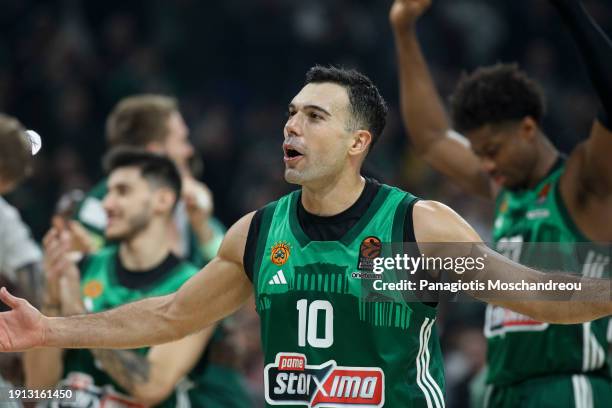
499, 196, 509, 214
264, 353, 384, 407
357, 236, 381, 272
271, 241, 291, 266
537, 183, 551, 203
484, 305, 548, 337
83, 280, 103, 299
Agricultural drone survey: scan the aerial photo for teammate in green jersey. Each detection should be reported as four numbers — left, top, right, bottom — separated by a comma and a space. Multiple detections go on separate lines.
0, 66, 610, 408
391, 0, 612, 406
24, 149, 250, 407
73, 94, 224, 267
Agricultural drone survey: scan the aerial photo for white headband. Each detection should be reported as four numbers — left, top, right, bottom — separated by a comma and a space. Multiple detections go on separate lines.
25, 130, 42, 156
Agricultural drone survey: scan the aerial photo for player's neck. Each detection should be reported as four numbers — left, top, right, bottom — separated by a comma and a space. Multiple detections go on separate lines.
526, 135, 559, 188
301, 172, 366, 216
118, 219, 172, 271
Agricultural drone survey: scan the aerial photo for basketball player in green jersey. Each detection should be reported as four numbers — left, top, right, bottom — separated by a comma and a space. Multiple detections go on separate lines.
74, 95, 224, 267
24, 149, 250, 407
0, 66, 611, 408
391, 0, 612, 406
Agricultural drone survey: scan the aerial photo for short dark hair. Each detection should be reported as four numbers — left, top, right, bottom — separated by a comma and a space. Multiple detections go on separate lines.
106, 95, 178, 147
305, 66, 388, 149
0, 114, 34, 185
103, 147, 182, 208
450, 63, 546, 133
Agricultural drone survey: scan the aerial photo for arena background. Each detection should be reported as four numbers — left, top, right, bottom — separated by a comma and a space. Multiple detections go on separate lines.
1, 0, 610, 406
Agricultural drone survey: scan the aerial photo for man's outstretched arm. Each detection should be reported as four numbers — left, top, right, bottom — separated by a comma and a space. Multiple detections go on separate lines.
0, 212, 255, 352
413, 201, 612, 324
390, 0, 492, 198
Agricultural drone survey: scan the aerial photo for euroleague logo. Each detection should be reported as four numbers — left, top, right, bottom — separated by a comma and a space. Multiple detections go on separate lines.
537, 183, 551, 204
357, 236, 381, 273
271, 241, 291, 266
360, 236, 382, 259
83, 280, 103, 299
264, 353, 384, 407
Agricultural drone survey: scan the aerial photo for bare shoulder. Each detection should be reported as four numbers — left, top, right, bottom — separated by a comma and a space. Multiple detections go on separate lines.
413, 200, 481, 243
217, 211, 256, 265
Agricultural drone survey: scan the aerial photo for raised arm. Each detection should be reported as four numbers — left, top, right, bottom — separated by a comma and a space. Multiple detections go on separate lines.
390, 0, 492, 198
413, 200, 612, 323
552, 0, 612, 194
0, 212, 255, 352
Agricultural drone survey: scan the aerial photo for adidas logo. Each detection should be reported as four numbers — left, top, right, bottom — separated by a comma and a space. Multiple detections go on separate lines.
268, 270, 287, 285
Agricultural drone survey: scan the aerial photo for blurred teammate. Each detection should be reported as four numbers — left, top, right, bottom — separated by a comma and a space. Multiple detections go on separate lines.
0, 114, 43, 305
1, 66, 611, 407
25, 148, 250, 407
76, 95, 224, 266
391, 0, 612, 406
68, 95, 256, 405
0, 114, 42, 400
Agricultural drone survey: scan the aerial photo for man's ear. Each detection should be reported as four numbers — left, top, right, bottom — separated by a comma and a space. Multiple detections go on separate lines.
348, 130, 373, 156
153, 188, 176, 214
519, 116, 539, 141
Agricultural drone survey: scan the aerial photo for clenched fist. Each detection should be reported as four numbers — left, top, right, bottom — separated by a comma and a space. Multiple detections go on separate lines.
390, 0, 432, 31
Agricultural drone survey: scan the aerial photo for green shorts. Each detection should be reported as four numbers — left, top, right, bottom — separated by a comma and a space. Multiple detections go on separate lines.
484, 374, 612, 408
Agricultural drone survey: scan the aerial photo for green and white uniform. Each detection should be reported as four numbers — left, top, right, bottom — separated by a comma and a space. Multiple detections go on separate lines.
49, 246, 250, 408
485, 160, 612, 407
250, 185, 446, 408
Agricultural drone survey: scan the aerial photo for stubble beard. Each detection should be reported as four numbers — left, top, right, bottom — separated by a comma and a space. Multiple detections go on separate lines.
108, 206, 152, 241
284, 156, 345, 188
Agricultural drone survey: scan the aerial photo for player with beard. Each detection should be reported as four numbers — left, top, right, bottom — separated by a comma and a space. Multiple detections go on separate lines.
391, 0, 611, 406
1, 66, 611, 408
24, 148, 250, 407
74, 94, 224, 267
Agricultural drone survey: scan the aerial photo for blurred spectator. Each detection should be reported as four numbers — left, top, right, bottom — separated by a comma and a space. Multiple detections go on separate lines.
0, 114, 43, 403
0, 113, 43, 313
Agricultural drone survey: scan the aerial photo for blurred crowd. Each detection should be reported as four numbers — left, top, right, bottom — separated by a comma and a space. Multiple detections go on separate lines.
0, 0, 610, 407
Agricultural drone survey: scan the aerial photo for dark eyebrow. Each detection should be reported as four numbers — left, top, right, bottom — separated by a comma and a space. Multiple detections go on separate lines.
288, 103, 331, 117
109, 181, 130, 191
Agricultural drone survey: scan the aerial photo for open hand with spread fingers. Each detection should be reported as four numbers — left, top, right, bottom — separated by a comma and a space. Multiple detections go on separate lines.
0, 287, 46, 352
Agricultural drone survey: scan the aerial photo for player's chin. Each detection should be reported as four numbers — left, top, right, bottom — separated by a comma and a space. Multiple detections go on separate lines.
284, 169, 305, 185
104, 227, 125, 241
503, 176, 526, 190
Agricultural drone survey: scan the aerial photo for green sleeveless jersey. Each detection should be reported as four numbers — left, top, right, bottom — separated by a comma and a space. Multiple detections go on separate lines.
252, 185, 446, 408
55, 246, 250, 408
487, 162, 611, 386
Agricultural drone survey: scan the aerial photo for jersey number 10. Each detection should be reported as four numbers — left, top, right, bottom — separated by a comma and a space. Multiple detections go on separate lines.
296, 299, 334, 348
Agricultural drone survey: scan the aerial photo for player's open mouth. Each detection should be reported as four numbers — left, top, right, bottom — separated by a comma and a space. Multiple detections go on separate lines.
283, 145, 304, 162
